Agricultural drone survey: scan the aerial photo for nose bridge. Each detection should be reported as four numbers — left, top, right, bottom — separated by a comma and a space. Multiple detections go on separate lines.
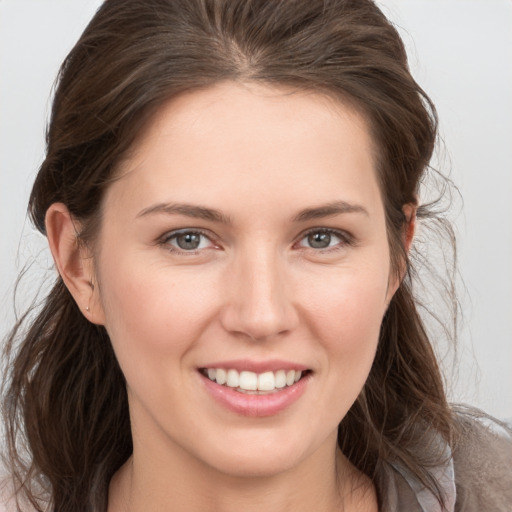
221, 242, 297, 340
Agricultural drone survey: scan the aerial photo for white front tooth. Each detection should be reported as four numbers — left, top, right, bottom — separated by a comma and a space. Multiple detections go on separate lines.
294, 370, 302, 382
239, 371, 258, 390
286, 370, 296, 386
274, 370, 286, 389
258, 371, 276, 391
207, 368, 216, 381
226, 369, 240, 388
216, 368, 227, 385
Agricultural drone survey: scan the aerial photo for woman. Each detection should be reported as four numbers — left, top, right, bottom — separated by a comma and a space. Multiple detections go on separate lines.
2, 0, 511, 511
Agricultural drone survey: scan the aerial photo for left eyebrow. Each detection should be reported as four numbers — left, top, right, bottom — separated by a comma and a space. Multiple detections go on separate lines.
292, 200, 369, 222
136, 202, 232, 224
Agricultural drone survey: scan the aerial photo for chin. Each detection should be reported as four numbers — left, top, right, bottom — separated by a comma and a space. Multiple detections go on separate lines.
195, 429, 322, 479
207, 453, 299, 479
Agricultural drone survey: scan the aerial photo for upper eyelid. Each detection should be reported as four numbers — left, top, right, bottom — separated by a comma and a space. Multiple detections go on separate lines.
300, 227, 346, 235
160, 227, 215, 242
297, 226, 353, 241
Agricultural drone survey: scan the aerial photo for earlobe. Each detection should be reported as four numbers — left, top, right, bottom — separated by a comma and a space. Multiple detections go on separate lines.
45, 203, 105, 325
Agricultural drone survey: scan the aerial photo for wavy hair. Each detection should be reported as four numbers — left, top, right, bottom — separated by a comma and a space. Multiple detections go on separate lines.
2, 1, 455, 510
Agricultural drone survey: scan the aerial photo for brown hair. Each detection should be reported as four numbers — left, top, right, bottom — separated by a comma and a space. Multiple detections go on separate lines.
2, 1, 455, 510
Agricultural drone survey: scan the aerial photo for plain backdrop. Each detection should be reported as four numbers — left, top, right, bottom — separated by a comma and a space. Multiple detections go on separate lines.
1, 0, 511, 419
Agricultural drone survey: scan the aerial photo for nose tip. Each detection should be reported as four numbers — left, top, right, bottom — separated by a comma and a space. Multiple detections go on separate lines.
220, 257, 298, 341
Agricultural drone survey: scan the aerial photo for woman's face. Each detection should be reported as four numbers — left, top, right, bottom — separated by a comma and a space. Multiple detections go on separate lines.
93, 82, 398, 477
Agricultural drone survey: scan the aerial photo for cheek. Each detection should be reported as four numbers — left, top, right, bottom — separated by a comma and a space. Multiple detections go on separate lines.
97, 254, 219, 366
303, 261, 389, 341
301, 264, 389, 393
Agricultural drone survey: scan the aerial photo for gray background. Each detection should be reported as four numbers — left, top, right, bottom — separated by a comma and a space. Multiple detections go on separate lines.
1, 0, 511, 419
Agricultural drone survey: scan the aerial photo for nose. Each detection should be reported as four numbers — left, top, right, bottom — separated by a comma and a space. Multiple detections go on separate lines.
220, 248, 299, 341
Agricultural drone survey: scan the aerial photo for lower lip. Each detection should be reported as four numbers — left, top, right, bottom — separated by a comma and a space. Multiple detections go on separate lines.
199, 372, 310, 417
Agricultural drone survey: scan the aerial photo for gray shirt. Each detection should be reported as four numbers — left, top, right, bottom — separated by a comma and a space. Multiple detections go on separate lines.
379, 411, 512, 511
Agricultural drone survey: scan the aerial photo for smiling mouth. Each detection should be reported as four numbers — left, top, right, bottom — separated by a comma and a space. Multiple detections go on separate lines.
199, 368, 310, 394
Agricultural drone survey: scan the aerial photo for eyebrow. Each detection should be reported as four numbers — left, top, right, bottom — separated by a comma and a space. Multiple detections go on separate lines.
136, 202, 232, 224
136, 199, 368, 224
292, 201, 369, 222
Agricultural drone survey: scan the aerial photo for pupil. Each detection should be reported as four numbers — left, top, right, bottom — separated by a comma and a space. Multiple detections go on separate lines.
177, 233, 201, 250
308, 232, 331, 248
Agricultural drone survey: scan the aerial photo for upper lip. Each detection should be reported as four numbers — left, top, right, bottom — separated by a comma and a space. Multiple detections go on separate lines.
198, 359, 310, 373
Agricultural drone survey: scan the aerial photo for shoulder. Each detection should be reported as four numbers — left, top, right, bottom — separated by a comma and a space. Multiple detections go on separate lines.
452, 407, 512, 512
377, 407, 512, 512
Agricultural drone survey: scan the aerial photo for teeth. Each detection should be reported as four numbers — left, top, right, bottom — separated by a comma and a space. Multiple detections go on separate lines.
204, 368, 306, 392
216, 368, 226, 385
226, 369, 239, 388
239, 371, 258, 390
275, 370, 286, 388
258, 371, 275, 391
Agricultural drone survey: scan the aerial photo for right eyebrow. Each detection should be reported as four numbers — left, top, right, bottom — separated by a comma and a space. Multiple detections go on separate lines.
136, 202, 233, 225
292, 200, 369, 222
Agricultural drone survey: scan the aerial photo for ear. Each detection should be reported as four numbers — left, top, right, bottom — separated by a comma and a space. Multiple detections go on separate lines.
402, 203, 417, 254
45, 203, 106, 325
385, 202, 417, 305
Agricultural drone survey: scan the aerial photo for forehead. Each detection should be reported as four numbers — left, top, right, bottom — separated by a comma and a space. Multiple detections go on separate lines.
109, 81, 381, 217
129, 81, 374, 158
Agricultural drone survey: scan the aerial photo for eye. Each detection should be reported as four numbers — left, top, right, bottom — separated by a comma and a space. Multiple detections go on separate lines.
297, 229, 350, 250
161, 229, 216, 252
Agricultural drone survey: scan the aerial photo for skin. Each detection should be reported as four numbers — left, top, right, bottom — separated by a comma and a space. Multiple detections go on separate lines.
46, 82, 414, 511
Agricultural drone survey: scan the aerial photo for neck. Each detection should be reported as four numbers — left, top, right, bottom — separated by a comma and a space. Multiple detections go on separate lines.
108, 435, 376, 512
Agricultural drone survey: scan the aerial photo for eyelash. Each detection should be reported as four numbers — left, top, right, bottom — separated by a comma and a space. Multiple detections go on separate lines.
158, 227, 354, 255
